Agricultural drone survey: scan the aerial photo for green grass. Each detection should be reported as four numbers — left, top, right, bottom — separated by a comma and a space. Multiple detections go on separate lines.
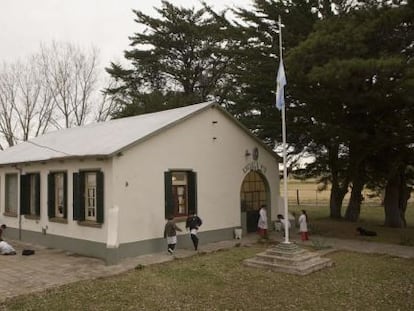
1, 247, 413, 311
289, 203, 414, 245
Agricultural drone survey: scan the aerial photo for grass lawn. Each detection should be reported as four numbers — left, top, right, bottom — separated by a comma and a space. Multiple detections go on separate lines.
1, 246, 413, 311
289, 203, 414, 246
2, 184, 413, 310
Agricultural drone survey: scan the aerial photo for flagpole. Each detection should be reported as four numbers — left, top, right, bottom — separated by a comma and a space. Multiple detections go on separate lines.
278, 15, 290, 244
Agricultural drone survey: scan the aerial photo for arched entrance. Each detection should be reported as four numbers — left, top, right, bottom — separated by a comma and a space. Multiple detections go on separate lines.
240, 170, 270, 233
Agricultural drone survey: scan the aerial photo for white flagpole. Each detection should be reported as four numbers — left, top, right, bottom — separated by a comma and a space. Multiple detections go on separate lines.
278, 15, 290, 244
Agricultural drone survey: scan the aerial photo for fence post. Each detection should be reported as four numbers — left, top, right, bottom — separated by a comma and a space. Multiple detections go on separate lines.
296, 189, 300, 205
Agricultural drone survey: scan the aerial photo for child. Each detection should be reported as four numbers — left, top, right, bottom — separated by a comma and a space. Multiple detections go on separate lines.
298, 210, 309, 241
257, 205, 268, 239
163, 216, 182, 254
185, 213, 202, 251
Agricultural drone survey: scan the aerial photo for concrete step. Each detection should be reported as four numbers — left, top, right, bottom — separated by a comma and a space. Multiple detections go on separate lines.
244, 257, 333, 275
254, 251, 323, 266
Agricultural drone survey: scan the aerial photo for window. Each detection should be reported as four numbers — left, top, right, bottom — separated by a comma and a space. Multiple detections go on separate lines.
85, 172, 97, 221
240, 171, 266, 211
20, 173, 40, 217
5, 173, 18, 216
164, 171, 197, 218
48, 172, 67, 219
73, 171, 104, 224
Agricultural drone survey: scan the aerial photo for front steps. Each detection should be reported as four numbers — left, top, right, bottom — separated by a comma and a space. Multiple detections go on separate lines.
244, 242, 333, 275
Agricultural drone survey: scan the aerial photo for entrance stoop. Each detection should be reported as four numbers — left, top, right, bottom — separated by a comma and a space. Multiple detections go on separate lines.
244, 242, 333, 275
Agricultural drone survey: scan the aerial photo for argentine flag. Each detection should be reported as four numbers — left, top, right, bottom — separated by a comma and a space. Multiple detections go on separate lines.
276, 59, 287, 110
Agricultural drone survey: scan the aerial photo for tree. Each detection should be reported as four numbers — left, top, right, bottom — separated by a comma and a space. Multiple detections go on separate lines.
286, 2, 414, 223
106, 1, 235, 117
0, 42, 103, 148
0, 58, 54, 148
40, 41, 99, 128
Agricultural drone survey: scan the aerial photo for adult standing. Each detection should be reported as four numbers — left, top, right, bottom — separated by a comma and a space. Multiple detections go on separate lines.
257, 205, 268, 239
185, 212, 202, 251
298, 210, 309, 241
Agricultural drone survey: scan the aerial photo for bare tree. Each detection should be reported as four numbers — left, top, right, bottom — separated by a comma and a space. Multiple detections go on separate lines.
0, 42, 105, 149
0, 63, 19, 148
94, 77, 119, 122
40, 41, 99, 128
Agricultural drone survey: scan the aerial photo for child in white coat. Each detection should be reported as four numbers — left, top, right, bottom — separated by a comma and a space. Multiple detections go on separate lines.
298, 210, 309, 241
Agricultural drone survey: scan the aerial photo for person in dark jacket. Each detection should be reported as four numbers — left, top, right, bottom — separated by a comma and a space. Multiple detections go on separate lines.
185, 213, 202, 251
164, 216, 182, 254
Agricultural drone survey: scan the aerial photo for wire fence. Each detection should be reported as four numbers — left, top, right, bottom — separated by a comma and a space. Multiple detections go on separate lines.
286, 188, 414, 208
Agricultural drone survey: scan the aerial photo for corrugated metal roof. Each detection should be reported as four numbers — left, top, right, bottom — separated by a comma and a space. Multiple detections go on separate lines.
0, 102, 214, 165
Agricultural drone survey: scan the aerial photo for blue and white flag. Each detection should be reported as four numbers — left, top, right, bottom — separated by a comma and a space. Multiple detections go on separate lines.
276, 59, 287, 110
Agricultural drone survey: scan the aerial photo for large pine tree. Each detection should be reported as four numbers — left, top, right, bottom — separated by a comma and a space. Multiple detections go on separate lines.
105, 1, 235, 117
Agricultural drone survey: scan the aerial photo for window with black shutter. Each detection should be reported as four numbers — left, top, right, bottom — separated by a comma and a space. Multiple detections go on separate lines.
73, 170, 104, 224
48, 172, 67, 221
164, 170, 197, 218
20, 173, 40, 218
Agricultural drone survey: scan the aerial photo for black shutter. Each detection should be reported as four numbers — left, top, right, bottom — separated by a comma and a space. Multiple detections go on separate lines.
187, 171, 197, 215
96, 171, 104, 223
164, 171, 173, 219
63, 173, 68, 219
34, 173, 41, 216
73, 172, 85, 221
48, 173, 55, 218
20, 174, 29, 215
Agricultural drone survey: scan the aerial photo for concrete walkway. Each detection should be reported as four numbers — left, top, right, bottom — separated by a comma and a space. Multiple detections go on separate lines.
1, 232, 413, 303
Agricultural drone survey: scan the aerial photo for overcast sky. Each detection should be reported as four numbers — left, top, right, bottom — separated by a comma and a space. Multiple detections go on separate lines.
0, 0, 252, 69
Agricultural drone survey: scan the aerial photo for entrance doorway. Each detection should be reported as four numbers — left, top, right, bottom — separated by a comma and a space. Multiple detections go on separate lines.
240, 171, 269, 233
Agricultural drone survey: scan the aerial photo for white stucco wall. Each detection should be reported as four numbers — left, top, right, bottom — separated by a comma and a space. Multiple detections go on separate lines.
112, 106, 280, 243
0, 159, 113, 244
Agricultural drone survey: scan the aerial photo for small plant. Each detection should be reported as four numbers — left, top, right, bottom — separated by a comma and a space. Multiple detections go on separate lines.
134, 264, 145, 270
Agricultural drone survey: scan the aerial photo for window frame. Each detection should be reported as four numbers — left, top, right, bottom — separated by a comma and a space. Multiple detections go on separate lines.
73, 170, 104, 225
20, 172, 40, 218
48, 171, 68, 221
165, 170, 197, 219
4, 173, 18, 216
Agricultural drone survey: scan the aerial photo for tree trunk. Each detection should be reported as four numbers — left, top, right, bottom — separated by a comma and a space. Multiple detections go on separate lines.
329, 181, 346, 219
384, 167, 407, 228
344, 178, 364, 222
344, 162, 365, 222
328, 143, 347, 219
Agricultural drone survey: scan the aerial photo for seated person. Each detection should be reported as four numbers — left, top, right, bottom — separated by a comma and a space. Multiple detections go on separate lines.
0, 224, 6, 241
0, 224, 16, 255
0, 241, 16, 255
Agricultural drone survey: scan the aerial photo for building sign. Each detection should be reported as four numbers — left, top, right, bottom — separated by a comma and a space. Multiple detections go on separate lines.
243, 147, 267, 173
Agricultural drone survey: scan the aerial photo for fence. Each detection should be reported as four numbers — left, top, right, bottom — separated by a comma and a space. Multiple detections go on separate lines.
285, 182, 413, 208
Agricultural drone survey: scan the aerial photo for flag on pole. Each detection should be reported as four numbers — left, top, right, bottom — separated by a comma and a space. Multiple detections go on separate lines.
276, 59, 287, 110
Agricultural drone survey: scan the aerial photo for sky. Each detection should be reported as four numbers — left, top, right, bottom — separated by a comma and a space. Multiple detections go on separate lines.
0, 0, 252, 69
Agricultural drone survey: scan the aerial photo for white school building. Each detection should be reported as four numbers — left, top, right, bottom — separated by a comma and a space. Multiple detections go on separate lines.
0, 102, 282, 264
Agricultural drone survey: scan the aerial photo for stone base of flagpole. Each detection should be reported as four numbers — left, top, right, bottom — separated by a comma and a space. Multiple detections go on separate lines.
244, 242, 333, 275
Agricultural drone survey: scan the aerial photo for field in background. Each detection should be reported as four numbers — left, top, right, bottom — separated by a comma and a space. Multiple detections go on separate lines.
285, 178, 414, 208
285, 179, 414, 245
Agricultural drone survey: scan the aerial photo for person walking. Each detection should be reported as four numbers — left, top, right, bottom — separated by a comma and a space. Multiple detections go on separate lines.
185, 212, 202, 251
257, 205, 268, 239
298, 210, 309, 241
163, 216, 182, 254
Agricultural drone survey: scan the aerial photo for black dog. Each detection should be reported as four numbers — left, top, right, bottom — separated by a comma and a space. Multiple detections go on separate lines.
356, 227, 377, 236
